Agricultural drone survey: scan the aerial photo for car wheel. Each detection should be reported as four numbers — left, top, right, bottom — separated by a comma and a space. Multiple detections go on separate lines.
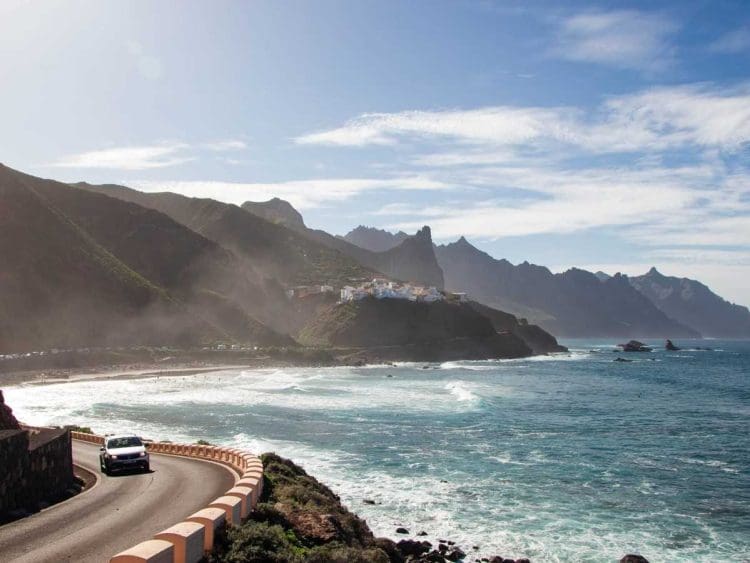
144, 463, 150, 472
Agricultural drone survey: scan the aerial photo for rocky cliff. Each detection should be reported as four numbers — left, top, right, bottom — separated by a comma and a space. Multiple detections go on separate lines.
299, 298, 532, 361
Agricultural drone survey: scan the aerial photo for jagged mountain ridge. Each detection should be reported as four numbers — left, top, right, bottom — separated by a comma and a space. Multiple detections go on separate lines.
435, 237, 699, 338
341, 225, 409, 252
240, 202, 445, 289
630, 267, 750, 338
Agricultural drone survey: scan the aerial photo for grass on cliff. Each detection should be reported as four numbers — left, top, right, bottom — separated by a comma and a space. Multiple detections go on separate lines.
209, 453, 390, 563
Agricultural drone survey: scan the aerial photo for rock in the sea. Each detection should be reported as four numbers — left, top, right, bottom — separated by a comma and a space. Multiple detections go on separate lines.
665, 339, 680, 351
614, 357, 633, 362
363, 499, 376, 505
620, 555, 649, 563
396, 527, 410, 534
417, 530, 429, 536
618, 340, 653, 352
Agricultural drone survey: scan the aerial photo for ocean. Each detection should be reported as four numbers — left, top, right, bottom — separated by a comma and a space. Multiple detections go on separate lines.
5, 339, 749, 562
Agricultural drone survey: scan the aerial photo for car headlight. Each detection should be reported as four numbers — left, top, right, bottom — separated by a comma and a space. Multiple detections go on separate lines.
139, 452, 147, 457
110, 455, 118, 460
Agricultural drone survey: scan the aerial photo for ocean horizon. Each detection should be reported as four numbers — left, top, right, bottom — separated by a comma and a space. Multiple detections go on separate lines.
6, 339, 749, 562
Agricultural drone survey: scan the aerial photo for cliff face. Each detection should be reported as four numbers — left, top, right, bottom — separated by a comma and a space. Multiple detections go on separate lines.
342, 225, 409, 252
376, 227, 444, 289
299, 298, 532, 361
466, 301, 567, 354
435, 237, 699, 338
630, 268, 750, 338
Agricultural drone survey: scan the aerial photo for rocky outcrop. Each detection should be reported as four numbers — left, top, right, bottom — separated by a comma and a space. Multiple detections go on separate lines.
298, 298, 533, 361
213, 453, 533, 563
0, 391, 20, 430
241, 197, 306, 229
630, 267, 750, 338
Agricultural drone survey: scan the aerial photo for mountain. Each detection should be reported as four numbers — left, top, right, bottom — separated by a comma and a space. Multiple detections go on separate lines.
0, 164, 290, 352
435, 236, 699, 338
241, 198, 305, 229
298, 297, 533, 361
76, 183, 378, 289
238, 201, 445, 288
342, 226, 409, 252
630, 268, 750, 338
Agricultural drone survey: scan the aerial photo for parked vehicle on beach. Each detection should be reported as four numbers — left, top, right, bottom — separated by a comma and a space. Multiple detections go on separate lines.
99, 434, 149, 474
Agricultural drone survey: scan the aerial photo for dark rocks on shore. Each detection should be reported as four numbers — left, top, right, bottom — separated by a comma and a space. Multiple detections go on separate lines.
397, 539, 431, 556
620, 555, 650, 563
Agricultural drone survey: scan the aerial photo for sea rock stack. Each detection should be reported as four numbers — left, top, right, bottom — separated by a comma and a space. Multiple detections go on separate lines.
665, 339, 680, 351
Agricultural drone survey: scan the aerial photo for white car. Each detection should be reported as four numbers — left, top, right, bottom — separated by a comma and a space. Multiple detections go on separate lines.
99, 434, 150, 474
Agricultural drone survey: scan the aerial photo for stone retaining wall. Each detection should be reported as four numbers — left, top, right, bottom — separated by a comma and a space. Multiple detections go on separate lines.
0, 427, 75, 518
70, 432, 264, 563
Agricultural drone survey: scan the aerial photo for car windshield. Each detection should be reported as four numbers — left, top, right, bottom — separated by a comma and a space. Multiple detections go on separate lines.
107, 437, 142, 449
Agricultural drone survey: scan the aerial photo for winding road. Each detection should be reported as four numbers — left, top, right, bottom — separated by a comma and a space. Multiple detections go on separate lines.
0, 440, 236, 563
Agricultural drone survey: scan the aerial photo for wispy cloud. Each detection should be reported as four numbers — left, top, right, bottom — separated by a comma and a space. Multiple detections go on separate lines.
53, 143, 191, 170
709, 26, 750, 54
296, 84, 750, 153
128, 176, 451, 209
552, 10, 678, 72
52, 138, 251, 170
201, 139, 248, 151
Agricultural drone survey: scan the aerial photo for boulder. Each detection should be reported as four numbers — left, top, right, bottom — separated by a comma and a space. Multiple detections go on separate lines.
665, 339, 680, 351
395, 527, 410, 534
620, 556, 649, 563
396, 539, 431, 556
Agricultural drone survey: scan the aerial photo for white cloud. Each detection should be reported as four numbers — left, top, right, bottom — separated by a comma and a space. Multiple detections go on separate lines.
709, 27, 750, 54
53, 143, 191, 170
128, 176, 451, 210
295, 84, 750, 153
552, 10, 678, 72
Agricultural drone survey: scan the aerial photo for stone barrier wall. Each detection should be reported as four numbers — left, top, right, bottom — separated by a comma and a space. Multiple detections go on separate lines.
0, 429, 30, 516
0, 427, 75, 518
70, 432, 264, 563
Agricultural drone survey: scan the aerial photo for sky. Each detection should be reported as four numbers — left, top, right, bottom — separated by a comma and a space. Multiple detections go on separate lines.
2, 0, 750, 305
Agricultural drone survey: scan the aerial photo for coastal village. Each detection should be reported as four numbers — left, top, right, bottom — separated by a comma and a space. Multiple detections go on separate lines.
285, 278, 468, 304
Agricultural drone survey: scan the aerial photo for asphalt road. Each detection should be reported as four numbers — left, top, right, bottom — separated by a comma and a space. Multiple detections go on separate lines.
0, 440, 236, 563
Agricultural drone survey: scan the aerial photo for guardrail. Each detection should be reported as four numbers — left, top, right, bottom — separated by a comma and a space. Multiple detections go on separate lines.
70, 432, 263, 563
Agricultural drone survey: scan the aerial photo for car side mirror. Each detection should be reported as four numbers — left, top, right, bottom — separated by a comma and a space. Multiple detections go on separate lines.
99, 447, 104, 451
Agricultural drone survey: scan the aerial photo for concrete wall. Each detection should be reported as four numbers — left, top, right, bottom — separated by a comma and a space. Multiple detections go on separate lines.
68, 432, 265, 563
0, 427, 75, 518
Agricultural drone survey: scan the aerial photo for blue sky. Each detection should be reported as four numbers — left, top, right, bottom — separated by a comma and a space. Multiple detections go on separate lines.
2, 0, 750, 304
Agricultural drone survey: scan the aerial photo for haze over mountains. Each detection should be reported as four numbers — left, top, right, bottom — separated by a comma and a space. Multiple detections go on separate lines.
3, 163, 747, 356
1, 164, 560, 358
344, 226, 750, 339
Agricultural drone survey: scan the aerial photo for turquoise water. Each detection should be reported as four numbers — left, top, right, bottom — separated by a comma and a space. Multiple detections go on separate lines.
6, 339, 750, 562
